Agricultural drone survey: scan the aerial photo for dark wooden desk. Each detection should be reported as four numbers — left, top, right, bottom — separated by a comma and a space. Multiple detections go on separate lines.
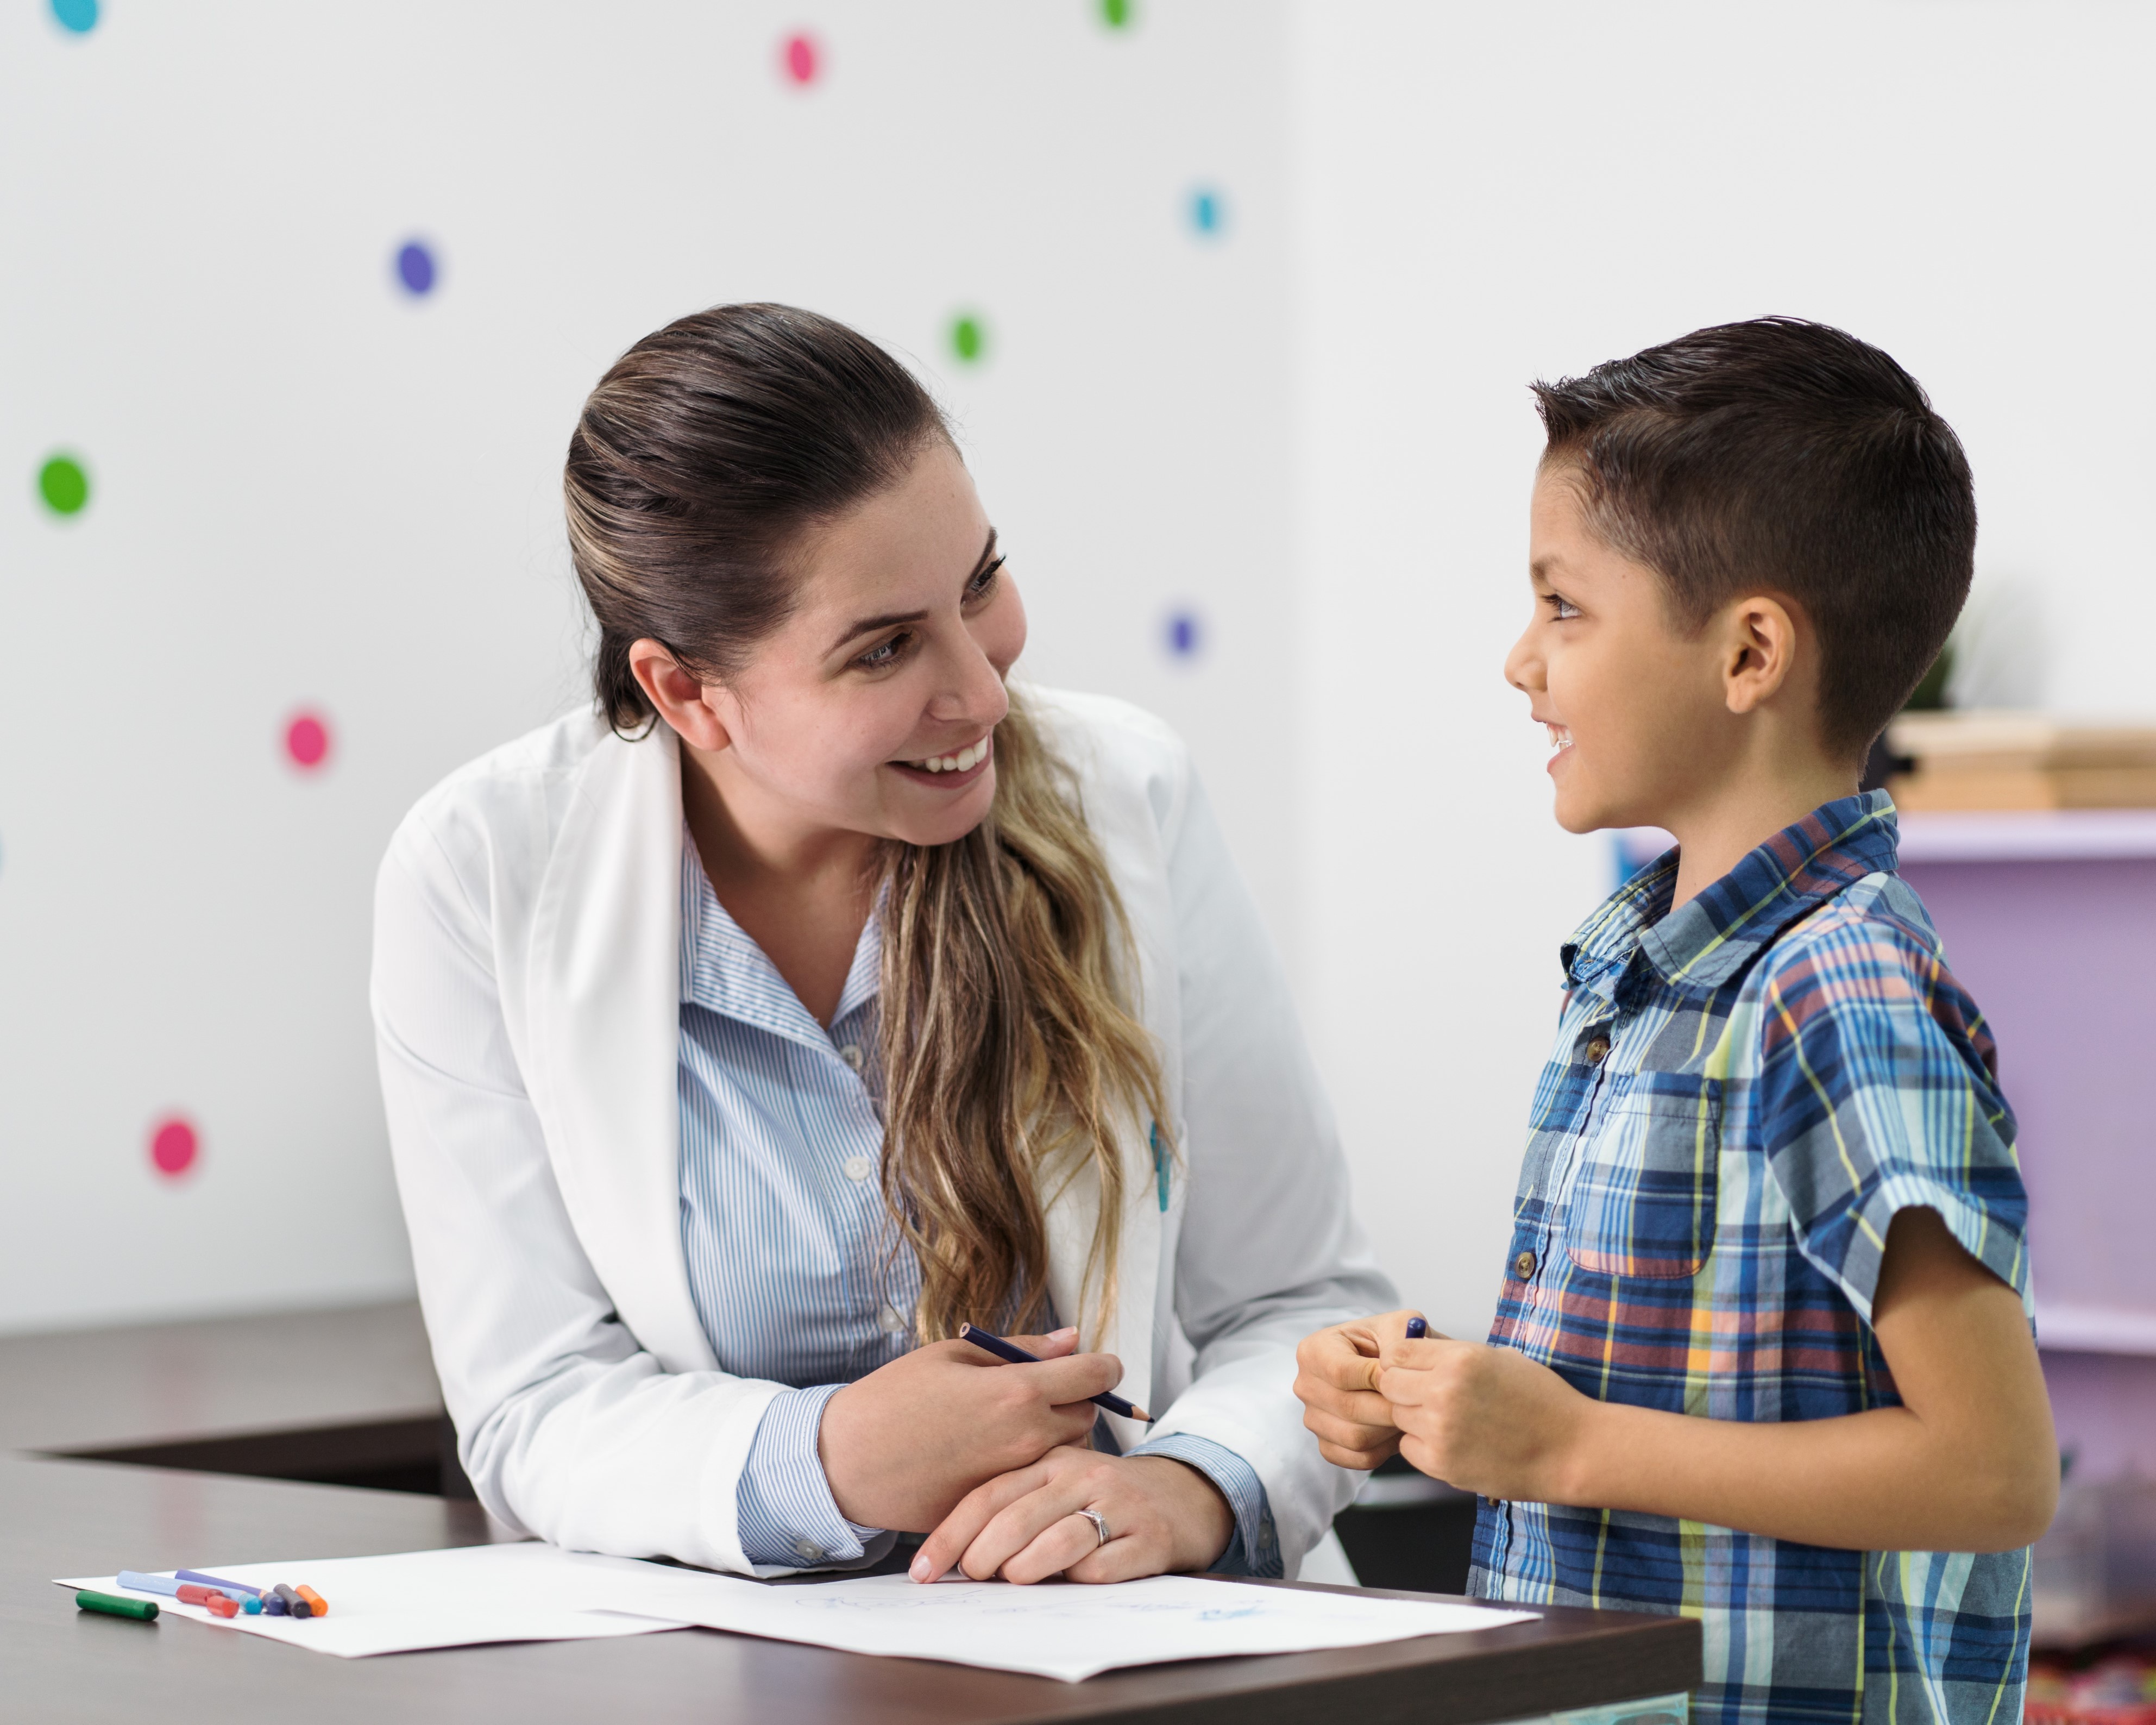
0, 1306, 1698, 1721
0, 1453, 1696, 1725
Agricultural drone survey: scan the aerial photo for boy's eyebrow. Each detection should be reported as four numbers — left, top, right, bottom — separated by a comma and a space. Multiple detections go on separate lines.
825, 529, 999, 654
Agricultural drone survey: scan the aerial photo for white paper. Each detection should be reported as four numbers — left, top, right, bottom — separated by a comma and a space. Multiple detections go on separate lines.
526, 1556, 1539, 1682
57, 1543, 691, 1658
60, 1542, 1537, 1678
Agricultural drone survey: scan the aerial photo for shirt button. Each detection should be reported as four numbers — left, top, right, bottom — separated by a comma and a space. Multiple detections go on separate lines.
793, 1538, 825, 1563
842, 1155, 874, 1182
839, 1044, 865, 1071
877, 1306, 909, 1334
1585, 1035, 1611, 1064
1514, 1249, 1538, 1280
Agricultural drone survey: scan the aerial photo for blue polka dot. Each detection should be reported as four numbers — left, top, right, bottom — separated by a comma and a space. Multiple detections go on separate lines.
1188, 188, 1225, 237
1165, 610, 1202, 659
395, 240, 437, 297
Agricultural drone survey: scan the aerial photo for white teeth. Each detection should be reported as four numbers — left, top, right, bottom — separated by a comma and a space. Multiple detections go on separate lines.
1546, 724, 1573, 756
908, 736, 991, 774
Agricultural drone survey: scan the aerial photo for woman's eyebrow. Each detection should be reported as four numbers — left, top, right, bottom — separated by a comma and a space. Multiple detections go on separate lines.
825, 529, 999, 655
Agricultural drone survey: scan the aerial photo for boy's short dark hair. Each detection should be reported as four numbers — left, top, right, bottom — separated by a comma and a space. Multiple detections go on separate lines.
1532, 317, 1976, 761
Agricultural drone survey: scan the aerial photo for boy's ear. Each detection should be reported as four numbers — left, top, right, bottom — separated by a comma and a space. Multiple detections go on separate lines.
1717, 594, 1802, 717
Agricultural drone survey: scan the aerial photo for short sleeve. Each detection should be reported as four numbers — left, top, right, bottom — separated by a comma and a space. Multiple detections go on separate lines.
1751, 889, 2031, 1325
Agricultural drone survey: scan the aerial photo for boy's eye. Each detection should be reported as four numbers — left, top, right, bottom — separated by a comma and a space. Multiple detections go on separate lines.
966, 555, 1007, 601
1548, 593, 1581, 620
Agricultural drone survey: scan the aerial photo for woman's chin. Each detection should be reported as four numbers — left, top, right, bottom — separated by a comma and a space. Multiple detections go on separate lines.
885, 767, 997, 848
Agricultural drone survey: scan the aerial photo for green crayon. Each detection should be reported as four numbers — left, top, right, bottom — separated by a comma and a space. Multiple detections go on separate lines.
76, 1589, 159, 1622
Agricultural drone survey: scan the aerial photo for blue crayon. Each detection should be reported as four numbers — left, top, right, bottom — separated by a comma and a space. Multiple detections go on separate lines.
116, 1570, 182, 1597
1405, 1316, 1428, 1339
177, 1569, 261, 1598
259, 1588, 288, 1615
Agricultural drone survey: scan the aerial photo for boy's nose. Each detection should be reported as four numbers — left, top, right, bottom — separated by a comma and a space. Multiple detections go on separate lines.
1504, 628, 1544, 694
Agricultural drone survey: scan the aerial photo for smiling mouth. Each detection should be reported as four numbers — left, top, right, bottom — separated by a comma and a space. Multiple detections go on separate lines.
1546, 723, 1574, 757
889, 732, 995, 785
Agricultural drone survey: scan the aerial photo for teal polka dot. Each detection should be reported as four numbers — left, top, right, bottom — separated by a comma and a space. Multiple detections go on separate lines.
38, 454, 90, 517
51, 0, 98, 34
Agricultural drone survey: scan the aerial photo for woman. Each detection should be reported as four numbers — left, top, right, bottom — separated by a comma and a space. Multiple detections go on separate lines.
372, 303, 1392, 1585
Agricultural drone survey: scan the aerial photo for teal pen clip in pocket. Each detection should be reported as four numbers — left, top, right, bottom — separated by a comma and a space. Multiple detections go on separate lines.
1151, 1121, 1170, 1212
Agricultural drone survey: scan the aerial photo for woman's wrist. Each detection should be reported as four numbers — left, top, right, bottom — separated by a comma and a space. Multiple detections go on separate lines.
1124, 1455, 1235, 1571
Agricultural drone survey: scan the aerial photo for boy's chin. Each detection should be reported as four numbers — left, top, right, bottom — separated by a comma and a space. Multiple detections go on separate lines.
1550, 783, 1636, 837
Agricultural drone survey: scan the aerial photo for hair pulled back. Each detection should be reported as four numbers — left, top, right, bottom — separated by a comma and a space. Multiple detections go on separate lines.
564, 303, 1168, 1345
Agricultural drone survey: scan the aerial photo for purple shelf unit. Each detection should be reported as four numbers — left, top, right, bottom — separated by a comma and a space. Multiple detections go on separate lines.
1615, 813, 2156, 1480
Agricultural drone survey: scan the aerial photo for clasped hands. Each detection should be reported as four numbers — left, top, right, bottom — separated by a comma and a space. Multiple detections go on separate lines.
818, 1327, 1233, 1585
1293, 1309, 1596, 1502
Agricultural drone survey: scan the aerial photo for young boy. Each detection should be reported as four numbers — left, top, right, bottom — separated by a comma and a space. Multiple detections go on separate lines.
1296, 318, 2056, 1725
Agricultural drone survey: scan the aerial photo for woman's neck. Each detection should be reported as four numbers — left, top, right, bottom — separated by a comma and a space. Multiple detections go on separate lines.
682, 746, 879, 1028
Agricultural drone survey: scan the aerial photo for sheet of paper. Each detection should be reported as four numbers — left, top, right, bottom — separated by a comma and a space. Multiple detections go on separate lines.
57, 1543, 693, 1658
537, 1560, 1541, 1682
60, 1542, 1537, 1678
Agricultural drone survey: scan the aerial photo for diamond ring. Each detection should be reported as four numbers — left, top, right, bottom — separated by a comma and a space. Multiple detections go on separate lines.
1076, 1508, 1110, 1548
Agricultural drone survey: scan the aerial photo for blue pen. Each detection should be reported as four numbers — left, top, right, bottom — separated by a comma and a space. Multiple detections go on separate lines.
1405, 1316, 1428, 1339
958, 1324, 1153, 1422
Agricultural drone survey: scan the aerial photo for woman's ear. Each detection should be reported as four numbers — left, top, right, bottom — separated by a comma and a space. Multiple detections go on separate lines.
628, 639, 733, 753
1719, 595, 1801, 717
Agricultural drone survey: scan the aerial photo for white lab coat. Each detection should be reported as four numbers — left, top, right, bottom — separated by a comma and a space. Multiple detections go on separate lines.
372, 686, 1393, 1578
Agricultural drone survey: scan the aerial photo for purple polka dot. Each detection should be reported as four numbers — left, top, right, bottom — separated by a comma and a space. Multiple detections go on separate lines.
395, 241, 437, 296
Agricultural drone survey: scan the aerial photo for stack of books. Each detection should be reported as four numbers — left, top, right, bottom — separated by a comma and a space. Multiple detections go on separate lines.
1887, 712, 2156, 811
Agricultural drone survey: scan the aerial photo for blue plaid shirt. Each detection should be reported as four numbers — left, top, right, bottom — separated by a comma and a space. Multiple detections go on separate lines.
1469, 792, 2035, 1725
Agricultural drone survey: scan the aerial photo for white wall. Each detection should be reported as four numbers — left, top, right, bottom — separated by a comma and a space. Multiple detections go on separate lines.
1290, 0, 2156, 1338
0, 0, 1297, 1331
9, 1, 2155, 1342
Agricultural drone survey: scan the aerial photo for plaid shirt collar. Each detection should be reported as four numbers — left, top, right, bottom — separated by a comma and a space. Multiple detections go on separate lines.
1562, 790, 1901, 1010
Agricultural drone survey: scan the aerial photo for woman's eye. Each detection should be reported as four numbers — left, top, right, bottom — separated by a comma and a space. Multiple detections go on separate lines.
966, 556, 1006, 601
857, 634, 907, 670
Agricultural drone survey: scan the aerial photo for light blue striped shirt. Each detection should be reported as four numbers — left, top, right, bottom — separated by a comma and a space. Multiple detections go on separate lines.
676, 835, 1279, 1574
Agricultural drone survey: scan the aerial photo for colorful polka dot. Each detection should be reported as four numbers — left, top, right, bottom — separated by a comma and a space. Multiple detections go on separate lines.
51, 0, 98, 33
1165, 610, 1202, 658
395, 240, 437, 297
37, 454, 90, 517
150, 1116, 199, 1178
950, 315, 986, 365
1189, 188, 1225, 237
285, 711, 331, 769
781, 32, 820, 85
1099, 0, 1134, 27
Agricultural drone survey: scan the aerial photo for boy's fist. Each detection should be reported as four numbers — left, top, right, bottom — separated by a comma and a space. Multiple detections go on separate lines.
1293, 1311, 1433, 1470
1378, 1337, 1595, 1504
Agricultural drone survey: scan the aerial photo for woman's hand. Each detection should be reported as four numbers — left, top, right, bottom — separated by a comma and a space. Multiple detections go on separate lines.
818, 1328, 1126, 1532
1294, 1310, 1429, 1469
908, 1447, 1235, 1585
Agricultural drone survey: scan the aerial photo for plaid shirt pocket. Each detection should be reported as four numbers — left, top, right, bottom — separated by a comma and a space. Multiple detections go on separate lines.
1562, 1073, 1720, 1279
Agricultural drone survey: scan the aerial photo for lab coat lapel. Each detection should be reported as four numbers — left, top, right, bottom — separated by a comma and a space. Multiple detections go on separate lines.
527, 726, 716, 1373
1044, 1118, 1160, 1453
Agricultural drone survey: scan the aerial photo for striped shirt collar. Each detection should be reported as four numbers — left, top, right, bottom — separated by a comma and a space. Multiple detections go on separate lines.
679, 827, 882, 1045
1563, 790, 1901, 1003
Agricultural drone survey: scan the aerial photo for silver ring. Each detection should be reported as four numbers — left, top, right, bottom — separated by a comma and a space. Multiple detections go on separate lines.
1076, 1508, 1110, 1548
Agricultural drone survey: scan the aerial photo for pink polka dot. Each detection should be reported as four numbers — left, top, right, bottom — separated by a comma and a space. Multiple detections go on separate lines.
150, 1116, 198, 1178
285, 711, 330, 769
781, 31, 819, 85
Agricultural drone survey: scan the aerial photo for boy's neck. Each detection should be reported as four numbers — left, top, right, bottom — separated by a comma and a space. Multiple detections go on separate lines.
1659, 753, 1863, 913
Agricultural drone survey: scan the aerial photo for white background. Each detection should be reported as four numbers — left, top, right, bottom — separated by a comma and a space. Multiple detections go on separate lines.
4, 2, 2151, 1340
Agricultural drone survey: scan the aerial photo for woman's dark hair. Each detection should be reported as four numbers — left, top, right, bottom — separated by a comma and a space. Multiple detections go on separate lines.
566, 302, 948, 730
1532, 316, 1976, 762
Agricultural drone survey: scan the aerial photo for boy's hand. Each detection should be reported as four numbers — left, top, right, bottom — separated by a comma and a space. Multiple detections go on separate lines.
1294, 1311, 1430, 1469
1379, 1338, 1596, 1503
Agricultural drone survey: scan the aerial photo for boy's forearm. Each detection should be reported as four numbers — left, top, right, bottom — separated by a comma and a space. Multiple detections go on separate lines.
1558, 1397, 2051, 1554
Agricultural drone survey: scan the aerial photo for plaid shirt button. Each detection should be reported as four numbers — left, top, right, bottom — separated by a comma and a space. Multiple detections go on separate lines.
1513, 1249, 1537, 1279
1585, 1035, 1610, 1063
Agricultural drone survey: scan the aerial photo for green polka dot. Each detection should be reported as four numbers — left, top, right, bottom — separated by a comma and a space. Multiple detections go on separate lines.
1101, 0, 1134, 27
38, 455, 89, 517
950, 315, 987, 365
